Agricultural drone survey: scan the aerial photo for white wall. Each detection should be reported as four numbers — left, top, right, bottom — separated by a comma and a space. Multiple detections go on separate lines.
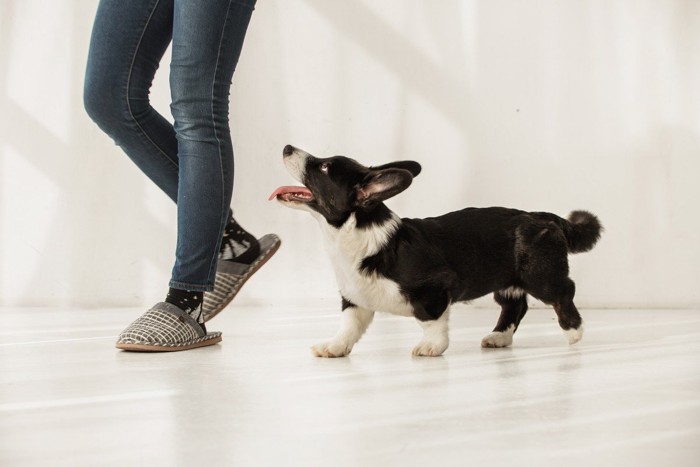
1, 0, 699, 309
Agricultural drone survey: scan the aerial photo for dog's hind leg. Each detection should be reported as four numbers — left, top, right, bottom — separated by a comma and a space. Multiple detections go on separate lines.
481, 289, 528, 348
412, 308, 450, 357
517, 220, 584, 345
312, 298, 374, 358
529, 278, 584, 345
552, 279, 584, 345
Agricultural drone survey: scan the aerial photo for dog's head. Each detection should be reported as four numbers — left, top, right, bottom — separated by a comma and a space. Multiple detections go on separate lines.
270, 145, 421, 227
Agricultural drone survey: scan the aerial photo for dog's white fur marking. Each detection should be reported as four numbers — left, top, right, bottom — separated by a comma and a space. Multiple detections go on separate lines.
499, 286, 525, 299
481, 324, 515, 348
564, 323, 584, 345
327, 212, 400, 258
311, 305, 375, 357
283, 148, 307, 181
319, 213, 415, 317
412, 309, 450, 356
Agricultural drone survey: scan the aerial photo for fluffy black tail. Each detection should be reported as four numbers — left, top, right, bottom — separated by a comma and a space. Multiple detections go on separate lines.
564, 210, 602, 253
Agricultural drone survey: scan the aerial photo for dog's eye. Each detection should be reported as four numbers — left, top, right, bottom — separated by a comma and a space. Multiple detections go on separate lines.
320, 162, 329, 174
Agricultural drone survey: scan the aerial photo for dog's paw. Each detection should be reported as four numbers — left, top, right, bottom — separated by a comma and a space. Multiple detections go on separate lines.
311, 341, 352, 358
564, 325, 584, 345
480, 325, 515, 348
412, 339, 448, 357
481, 332, 513, 348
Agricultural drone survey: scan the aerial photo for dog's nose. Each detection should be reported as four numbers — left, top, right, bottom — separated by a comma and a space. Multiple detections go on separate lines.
283, 145, 295, 157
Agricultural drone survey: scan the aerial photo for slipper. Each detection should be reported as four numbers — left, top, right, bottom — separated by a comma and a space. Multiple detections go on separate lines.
202, 233, 281, 322
116, 302, 222, 352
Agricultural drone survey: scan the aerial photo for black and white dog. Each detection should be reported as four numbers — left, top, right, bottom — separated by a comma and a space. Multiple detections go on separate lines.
270, 145, 602, 357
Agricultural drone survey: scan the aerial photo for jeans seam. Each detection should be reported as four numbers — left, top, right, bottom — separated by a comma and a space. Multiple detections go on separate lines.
125, 0, 178, 173
206, 0, 236, 286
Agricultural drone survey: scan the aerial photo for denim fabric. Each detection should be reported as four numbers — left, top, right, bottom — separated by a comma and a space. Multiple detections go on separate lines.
84, 0, 256, 292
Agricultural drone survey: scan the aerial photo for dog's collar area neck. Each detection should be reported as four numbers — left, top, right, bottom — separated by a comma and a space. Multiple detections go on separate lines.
353, 203, 397, 230
325, 212, 401, 258
326, 212, 353, 229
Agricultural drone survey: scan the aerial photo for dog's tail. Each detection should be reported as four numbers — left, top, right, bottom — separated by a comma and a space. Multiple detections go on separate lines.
531, 210, 602, 254
562, 210, 603, 253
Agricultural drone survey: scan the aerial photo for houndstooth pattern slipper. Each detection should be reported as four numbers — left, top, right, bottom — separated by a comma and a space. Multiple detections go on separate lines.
116, 302, 222, 352
203, 233, 281, 322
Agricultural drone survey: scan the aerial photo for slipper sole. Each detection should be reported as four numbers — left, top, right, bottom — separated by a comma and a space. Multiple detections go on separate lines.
116, 334, 222, 352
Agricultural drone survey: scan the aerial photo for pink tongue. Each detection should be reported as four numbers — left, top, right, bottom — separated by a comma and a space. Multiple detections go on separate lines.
268, 186, 312, 201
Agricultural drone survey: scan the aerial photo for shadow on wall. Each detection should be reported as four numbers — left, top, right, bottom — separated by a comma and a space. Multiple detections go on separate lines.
304, 0, 475, 133
301, 0, 479, 218
0, 2, 178, 307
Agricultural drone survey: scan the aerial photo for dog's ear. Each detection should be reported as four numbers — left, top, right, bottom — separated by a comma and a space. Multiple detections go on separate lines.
355, 168, 414, 207
370, 161, 421, 178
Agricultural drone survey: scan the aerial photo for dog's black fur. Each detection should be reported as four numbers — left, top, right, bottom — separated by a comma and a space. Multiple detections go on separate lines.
272, 145, 602, 356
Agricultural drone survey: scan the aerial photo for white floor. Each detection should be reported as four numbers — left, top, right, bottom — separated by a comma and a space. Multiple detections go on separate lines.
1, 304, 699, 467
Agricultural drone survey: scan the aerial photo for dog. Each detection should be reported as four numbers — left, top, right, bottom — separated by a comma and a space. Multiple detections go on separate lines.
270, 145, 602, 357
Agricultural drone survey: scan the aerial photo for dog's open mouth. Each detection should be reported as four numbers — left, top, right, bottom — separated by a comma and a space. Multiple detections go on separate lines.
268, 186, 314, 203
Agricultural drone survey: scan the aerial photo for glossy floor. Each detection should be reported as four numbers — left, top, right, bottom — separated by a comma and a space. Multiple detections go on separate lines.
1, 304, 699, 466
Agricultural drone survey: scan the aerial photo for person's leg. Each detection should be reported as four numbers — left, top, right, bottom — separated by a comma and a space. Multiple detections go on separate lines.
85, 0, 219, 350
85, 0, 205, 322
84, 0, 179, 202
85, 0, 261, 257
168, 0, 257, 295
86, 0, 276, 350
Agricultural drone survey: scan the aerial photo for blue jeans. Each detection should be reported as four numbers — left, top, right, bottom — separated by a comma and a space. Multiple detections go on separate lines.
84, 0, 256, 292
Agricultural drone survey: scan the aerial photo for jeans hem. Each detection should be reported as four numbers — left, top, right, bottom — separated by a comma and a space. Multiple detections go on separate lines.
169, 280, 214, 293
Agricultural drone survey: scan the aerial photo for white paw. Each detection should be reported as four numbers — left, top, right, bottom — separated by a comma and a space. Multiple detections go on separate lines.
481, 325, 515, 348
564, 325, 584, 345
481, 332, 513, 348
412, 339, 448, 357
311, 341, 353, 358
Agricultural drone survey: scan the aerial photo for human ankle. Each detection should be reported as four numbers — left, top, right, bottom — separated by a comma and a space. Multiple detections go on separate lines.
165, 287, 205, 330
220, 217, 260, 264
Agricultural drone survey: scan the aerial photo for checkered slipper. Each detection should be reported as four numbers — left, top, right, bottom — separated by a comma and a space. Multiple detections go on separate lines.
203, 233, 281, 322
116, 302, 222, 352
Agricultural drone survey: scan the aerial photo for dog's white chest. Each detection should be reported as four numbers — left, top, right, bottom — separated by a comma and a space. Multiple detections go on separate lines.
335, 257, 413, 316
320, 215, 414, 316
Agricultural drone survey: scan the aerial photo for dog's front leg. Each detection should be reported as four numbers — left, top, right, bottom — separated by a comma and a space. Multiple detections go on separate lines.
412, 309, 450, 357
312, 304, 375, 358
